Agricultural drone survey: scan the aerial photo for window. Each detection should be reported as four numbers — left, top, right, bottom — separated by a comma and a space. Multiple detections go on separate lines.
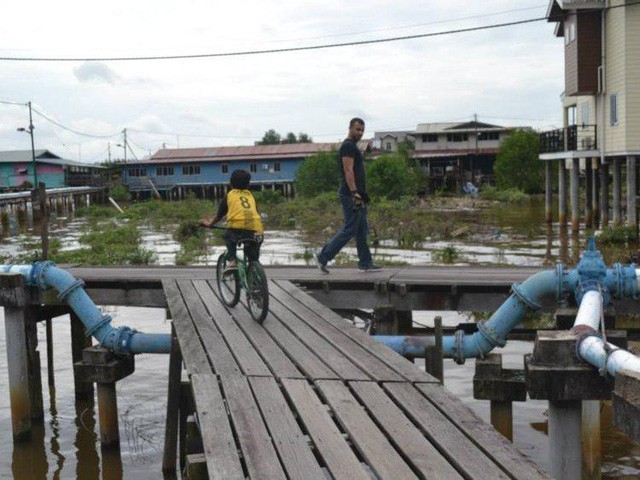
182, 165, 201, 175
274, 162, 281, 172
221, 164, 228, 174
567, 105, 577, 126
581, 103, 590, 126
156, 166, 174, 176
446, 133, 468, 142
385, 142, 392, 151
610, 94, 618, 126
250, 163, 257, 173
422, 134, 438, 143
128, 168, 147, 177
564, 16, 576, 45
478, 132, 499, 141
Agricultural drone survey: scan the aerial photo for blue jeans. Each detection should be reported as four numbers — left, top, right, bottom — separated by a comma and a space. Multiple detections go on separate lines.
317, 194, 373, 268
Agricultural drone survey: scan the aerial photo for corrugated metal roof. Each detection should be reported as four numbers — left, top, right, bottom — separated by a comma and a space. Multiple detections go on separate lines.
151, 143, 337, 161
0, 150, 104, 168
413, 148, 498, 158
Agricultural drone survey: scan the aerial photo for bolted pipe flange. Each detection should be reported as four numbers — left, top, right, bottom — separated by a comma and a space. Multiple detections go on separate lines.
574, 280, 610, 306
85, 314, 113, 340
29, 261, 55, 290
610, 262, 637, 299
511, 282, 542, 310
56, 278, 85, 302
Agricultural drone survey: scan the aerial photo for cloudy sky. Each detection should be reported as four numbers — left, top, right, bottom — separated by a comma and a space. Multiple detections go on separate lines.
0, 0, 564, 163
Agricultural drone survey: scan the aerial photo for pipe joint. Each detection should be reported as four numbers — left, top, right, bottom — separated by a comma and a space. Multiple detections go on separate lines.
85, 314, 113, 340
511, 282, 542, 310
108, 326, 137, 355
575, 280, 609, 306
477, 320, 507, 349
29, 261, 55, 290
610, 263, 637, 299
56, 278, 85, 303
453, 329, 466, 365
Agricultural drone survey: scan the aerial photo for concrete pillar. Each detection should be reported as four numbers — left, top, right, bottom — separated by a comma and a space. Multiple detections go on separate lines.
545, 161, 553, 224
600, 162, 609, 226
559, 161, 567, 226
585, 159, 593, 228
582, 400, 602, 480
592, 159, 600, 228
613, 158, 622, 225
627, 155, 637, 234
97, 383, 120, 447
570, 158, 580, 231
549, 400, 582, 480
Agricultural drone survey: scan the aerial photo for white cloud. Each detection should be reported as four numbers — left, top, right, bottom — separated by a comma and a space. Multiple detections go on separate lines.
0, 0, 564, 161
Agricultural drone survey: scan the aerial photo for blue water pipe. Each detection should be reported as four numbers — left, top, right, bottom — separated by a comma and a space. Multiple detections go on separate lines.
1, 262, 171, 355
373, 238, 638, 363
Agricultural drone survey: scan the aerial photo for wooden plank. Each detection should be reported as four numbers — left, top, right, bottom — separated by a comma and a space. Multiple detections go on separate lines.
176, 280, 242, 378
220, 375, 288, 480
276, 280, 437, 383
267, 291, 370, 381
205, 281, 305, 379
383, 382, 511, 480
316, 380, 419, 480
415, 383, 549, 480
190, 374, 245, 480
192, 280, 271, 377
249, 377, 325, 480
270, 281, 404, 382
349, 381, 463, 480
162, 329, 182, 472
281, 379, 371, 480
162, 279, 210, 375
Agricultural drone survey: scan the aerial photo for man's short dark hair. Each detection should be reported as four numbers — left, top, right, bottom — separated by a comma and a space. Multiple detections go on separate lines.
349, 117, 365, 127
230, 169, 251, 189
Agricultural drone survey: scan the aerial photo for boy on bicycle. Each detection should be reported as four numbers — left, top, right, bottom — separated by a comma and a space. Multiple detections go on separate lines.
199, 169, 264, 269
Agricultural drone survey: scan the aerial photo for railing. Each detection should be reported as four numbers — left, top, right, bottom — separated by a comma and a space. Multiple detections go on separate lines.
539, 125, 597, 154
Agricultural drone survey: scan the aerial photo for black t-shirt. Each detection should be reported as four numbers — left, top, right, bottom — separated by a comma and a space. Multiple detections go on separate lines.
337, 139, 368, 200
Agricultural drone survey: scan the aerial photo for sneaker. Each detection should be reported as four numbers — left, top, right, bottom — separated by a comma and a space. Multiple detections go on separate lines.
316, 254, 330, 274
358, 263, 382, 272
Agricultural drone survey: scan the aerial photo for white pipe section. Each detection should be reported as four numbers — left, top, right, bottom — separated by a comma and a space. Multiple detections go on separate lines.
573, 290, 603, 330
636, 268, 640, 295
574, 290, 640, 377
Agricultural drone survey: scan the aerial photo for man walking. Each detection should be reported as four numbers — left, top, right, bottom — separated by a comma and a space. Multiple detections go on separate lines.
316, 117, 381, 274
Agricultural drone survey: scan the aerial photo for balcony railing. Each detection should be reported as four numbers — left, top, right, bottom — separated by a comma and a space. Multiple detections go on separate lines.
539, 125, 597, 154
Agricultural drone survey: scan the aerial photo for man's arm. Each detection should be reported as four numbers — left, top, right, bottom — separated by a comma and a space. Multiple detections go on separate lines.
342, 156, 362, 204
199, 196, 228, 227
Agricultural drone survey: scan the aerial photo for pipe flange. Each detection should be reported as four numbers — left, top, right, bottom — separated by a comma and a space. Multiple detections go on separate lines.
111, 326, 136, 355
511, 282, 542, 311
574, 331, 603, 361
477, 320, 506, 349
30, 261, 55, 289
85, 314, 112, 339
56, 279, 85, 302
453, 329, 466, 365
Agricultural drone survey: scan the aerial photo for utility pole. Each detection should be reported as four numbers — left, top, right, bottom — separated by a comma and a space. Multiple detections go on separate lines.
473, 113, 479, 184
108, 142, 111, 163
17, 101, 38, 187
123, 128, 128, 163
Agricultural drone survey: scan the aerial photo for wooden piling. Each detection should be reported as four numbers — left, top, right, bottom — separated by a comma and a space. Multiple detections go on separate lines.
70, 313, 94, 400
549, 400, 582, 480
1, 274, 32, 441
424, 316, 443, 383
570, 158, 580, 232
545, 161, 553, 223
163, 328, 183, 472
97, 383, 120, 448
600, 161, 609, 226
373, 304, 397, 335
582, 400, 602, 480
46, 319, 55, 391
559, 161, 567, 225
627, 155, 637, 236
585, 159, 593, 228
613, 158, 622, 226
25, 308, 44, 422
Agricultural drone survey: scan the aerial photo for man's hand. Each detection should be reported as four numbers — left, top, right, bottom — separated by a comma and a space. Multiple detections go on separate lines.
199, 218, 212, 228
352, 191, 363, 206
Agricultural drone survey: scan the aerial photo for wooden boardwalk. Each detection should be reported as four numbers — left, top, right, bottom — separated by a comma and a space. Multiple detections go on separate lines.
162, 277, 548, 479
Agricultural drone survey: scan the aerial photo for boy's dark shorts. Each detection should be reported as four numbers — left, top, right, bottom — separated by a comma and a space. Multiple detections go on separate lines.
223, 228, 262, 261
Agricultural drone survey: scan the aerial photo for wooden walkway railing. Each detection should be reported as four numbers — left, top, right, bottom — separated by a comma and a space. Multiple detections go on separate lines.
162, 277, 549, 479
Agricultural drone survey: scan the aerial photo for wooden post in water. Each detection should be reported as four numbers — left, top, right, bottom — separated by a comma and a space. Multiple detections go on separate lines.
46, 318, 55, 391
25, 307, 44, 422
545, 161, 553, 223
373, 304, 397, 335
600, 161, 609, 226
627, 155, 637, 237
1, 273, 32, 441
559, 161, 568, 226
424, 316, 443, 383
570, 158, 580, 232
613, 158, 622, 226
585, 159, 593, 228
163, 328, 183, 472
592, 159, 600, 228
70, 313, 94, 400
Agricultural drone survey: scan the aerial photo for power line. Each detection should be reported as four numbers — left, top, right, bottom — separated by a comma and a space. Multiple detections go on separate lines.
0, 99, 26, 106
31, 107, 121, 138
0, 17, 547, 62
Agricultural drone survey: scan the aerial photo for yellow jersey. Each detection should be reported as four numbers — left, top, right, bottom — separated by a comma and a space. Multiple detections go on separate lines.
225, 189, 264, 234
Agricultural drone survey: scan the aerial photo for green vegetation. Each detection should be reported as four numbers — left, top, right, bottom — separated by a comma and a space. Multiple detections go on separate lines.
257, 129, 312, 145
596, 225, 637, 246
479, 186, 529, 203
366, 153, 420, 200
432, 245, 462, 264
109, 184, 131, 203
494, 129, 543, 194
294, 150, 340, 197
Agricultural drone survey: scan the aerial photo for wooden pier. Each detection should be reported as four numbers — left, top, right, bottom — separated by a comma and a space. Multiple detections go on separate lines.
161, 276, 548, 479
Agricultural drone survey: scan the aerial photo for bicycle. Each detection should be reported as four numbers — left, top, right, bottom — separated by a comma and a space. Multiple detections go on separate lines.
207, 225, 269, 324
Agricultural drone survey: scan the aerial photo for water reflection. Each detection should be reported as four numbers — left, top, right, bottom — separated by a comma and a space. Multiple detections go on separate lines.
74, 399, 100, 479
12, 422, 48, 479
49, 393, 65, 479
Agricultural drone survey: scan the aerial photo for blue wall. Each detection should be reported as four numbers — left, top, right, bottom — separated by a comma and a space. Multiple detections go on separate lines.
122, 157, 304, 191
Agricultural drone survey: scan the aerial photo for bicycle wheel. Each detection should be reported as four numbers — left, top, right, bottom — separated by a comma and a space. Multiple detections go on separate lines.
246, 261, 269, 324
216, 253, 240, 307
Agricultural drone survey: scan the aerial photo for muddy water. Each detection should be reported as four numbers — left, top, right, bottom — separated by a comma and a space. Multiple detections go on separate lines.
1, 198, 639, 478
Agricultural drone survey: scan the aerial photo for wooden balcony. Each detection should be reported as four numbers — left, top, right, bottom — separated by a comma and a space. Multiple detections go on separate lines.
539, 125, 597, 154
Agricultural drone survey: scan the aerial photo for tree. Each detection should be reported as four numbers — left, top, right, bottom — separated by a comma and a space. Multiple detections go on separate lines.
282, 132, 298, 144
295, 150, 340, 197
297, 133, 312, 143
494, 129, 542, 193
366, 153, 420, 200
258, 129, 281, 145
